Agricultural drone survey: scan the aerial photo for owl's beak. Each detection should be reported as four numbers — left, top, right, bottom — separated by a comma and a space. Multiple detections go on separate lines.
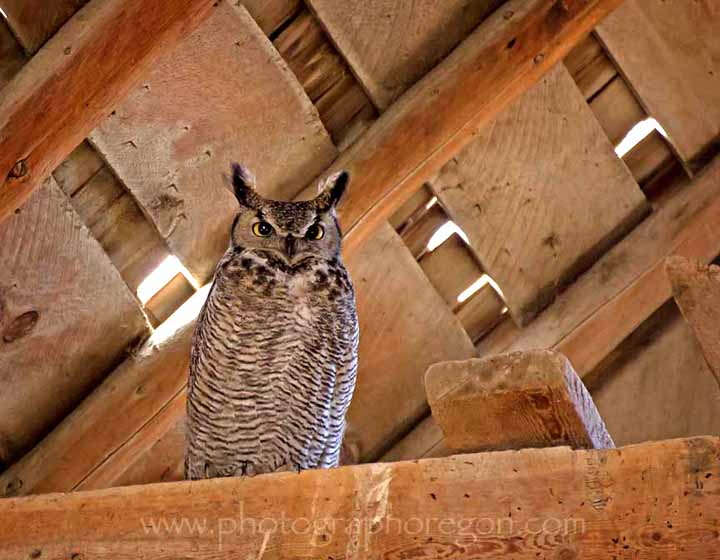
284, 235, 297, 261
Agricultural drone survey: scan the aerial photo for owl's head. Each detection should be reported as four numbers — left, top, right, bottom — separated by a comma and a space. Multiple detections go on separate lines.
228, 163, 350, 266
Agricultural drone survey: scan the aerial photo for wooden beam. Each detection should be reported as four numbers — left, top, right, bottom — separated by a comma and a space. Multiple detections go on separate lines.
0, 0, 87, 54
0, 437, 717, 558
0, 0, 217, 224
666, 256, 720, 389
426, 350, 614, 453
303, 0, 627, 254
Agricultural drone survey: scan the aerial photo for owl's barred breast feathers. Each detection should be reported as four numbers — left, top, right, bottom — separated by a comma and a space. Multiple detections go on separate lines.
185, 165, 358, 480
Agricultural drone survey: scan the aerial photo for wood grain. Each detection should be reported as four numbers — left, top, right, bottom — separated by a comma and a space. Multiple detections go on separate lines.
242, 0, 300, 36
345, 223, 476, 461
304, 0, 628, 257
596, 0, 720, 169
562, 33, 616, 100
0, 0, 87, 54
666, 256, 720, 389
307, 0, 503, 110
426, 350, 614, 453
432, 64, 647, 325
0, 0, 217, 225
0, 178, 148, 468
593, 303, 720, 446
91, 3, 336, 282
1, 438, 718, 559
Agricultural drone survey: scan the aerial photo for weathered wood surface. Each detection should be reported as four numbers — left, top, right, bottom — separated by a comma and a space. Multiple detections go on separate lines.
387, 155, 720, 462
596, 0, 720, 169
0, 0, 87, 54
91, 3, 336, 282
306, 0, 502, 110
0, 0, 217, 225
426, 350, 614, 453
1, 438, 718, 559
242, 0, 300, 36
456, 283, 506, 342
589, 74, 644, 145
0, 178, 148, 469
304, 0, 627, 256
0, 18, 24, 90
432, 64, 647, 325
562, 33, 616, 100
593, 303, 720, 446
345, 223, 476, 460
666, 256, 720, 389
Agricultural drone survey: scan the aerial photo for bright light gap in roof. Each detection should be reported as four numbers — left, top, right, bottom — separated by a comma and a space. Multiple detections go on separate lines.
0, 7, 7, 19
150, 283, 211, 345
137, 255, 199, 305
426, 220, 469, 252
457, 273, 506, 304
615, 117, 667, 158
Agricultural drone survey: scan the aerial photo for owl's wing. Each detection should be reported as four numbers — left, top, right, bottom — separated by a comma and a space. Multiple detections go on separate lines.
320, 304, 359, 468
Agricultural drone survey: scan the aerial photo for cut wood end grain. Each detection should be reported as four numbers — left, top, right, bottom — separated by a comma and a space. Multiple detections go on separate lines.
426, 350, 614, 452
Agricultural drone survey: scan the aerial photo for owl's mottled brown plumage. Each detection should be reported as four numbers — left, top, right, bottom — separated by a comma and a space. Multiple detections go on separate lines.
185, 165, 358, 480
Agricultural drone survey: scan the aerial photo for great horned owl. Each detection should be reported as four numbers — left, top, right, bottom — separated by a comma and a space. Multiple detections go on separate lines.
185, 164, 359, 480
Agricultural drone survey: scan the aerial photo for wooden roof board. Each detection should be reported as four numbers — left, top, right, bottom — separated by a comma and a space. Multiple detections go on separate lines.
596, 0, 720, 169
306, 0, 503, 110
91, 3, 337, 283
344, 222, 475, 461
0, 177, 148, 467
432, 64, 648, 326
0, 0, 87, 54
0, 18, 24, 90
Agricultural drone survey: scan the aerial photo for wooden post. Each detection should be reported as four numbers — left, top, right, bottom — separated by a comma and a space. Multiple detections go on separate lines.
0, 438, 717, 559
426, 350, 614, 453
666, 256, 720, 389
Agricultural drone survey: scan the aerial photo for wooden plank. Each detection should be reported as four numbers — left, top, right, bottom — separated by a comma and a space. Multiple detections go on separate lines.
91, 3, 337, 282
0, 18, 24, 90
456, 283, 506, 342
0, 178, 148, 469
51, 141, 104, 198
562, 33, 616, 100
242, 0, 300, 36
418, 233, 482, 308
596, 0, 720, 169
432, 64, 648, 325
426, 350, 614, 453
399, 201, 446, 259
0, 0, 87, 54
345, 223, 476, 461
478, 156, 720, 374
1, 438, 718, 559
379, 415, 450, 462
388, 184, 433, 232
144, 273, 196, 327
624, 129, 675, 188
592, 303, 720, 446
589, 74, 644, 145
666, 256, 720, 389
0, 0, 217, 225
303, 0, 628, 257
307, 0, 503, 110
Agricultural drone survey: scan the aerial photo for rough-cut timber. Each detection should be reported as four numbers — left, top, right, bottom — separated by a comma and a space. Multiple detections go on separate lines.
242, 0, 300, 36
1, 438, 718, 559
0, 0, 87, 54
0, 292, 199, 497
593, 303, 720, 446
666, 256, 720, 389
344, 223, 476, 460
307, 0, 629, 256
0, 178, 148, 469
0, 0, 217, 226
596, 0, 720, 169
91, 3, 336, 282
432, 64, 647, 325
426, 350, 614, 453
306, 0, 503, 110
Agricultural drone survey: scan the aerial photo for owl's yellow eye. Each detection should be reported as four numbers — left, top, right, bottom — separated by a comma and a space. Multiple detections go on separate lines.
306, 223, 325, 240
252, 221, 274, 237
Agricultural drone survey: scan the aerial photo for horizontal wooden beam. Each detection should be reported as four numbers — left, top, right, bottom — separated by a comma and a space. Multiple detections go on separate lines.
0, 0, 216, 224
0, 437, 717, 559
426, 350, 614, 453
316, 0, 626, 253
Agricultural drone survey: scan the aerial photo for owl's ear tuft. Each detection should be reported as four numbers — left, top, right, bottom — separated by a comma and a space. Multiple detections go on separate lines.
230, 163, 262, 209
315, 170, 350, 211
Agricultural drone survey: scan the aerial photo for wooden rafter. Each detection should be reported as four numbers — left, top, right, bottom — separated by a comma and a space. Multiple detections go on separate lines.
0, 0, 217, 224
0, 437, 717, 558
